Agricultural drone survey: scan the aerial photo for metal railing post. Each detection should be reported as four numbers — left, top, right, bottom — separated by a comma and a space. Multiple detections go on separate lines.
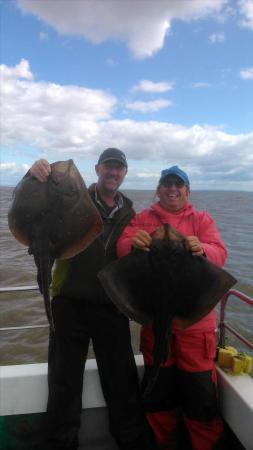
218, 289, 253, 351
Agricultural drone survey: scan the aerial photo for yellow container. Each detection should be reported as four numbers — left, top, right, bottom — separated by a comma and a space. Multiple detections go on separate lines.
218, 348, 234, 369
225, 346, 238, 355
217, 346, 252, 375
243, 356, 253, 374
231, 356, 244, 375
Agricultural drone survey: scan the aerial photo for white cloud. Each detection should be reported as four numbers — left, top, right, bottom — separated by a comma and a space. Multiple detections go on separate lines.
240, 67, 253, 79
0, 163, 17, 171
1, 60, 253, 191
106, 58, 116, 66
209, 32, 225, 43
39, 31, 48, 41
0, 58, 33, 80
98, 121, 253, 190
125, 99, 172, 113
97, 120, 253, 162
0, 162, 29, 178
17, 0, 227, 58
132, 80, 174, 93
191, 82, 211, 88
136, 171, 159, 179
216, 4, 236, 23
1, 59, 116, 152
238, 0, 253, 29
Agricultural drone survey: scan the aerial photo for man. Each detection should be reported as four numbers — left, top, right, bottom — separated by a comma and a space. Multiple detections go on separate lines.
30, 148, 155, 450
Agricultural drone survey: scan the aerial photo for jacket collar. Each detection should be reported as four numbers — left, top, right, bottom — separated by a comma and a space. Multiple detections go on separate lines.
88, 183, 133, 214
150, 201, 194, 220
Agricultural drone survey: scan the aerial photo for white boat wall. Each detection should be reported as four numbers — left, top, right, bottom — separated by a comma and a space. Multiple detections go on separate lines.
0, 355, 253, 450
0, 358, 119, 450
216, 366, 253, 450
0, 288, 253, 450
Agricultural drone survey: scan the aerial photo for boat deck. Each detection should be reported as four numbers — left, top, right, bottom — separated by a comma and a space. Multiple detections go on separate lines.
1, 357, 252, 449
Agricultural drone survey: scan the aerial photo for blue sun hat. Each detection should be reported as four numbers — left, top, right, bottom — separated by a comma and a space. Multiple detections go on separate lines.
159, 165, 190, 186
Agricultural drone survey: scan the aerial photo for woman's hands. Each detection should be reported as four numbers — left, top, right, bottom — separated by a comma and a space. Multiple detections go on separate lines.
29, 159, 51, 182
185, 236, 204, 256
132, 230, 152, 252
132, 230, 204, 256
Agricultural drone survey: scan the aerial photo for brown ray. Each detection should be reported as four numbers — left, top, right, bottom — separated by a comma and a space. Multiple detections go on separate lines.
8, 159, 103, 330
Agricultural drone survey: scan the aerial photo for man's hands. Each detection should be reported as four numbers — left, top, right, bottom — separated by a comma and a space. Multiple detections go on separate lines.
29, 159, 51, 182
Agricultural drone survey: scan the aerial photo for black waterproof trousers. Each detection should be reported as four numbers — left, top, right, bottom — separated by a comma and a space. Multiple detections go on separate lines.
44, 296, 155, 450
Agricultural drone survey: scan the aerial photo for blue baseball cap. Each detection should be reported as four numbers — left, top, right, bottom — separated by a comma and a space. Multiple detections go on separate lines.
159, 165, 190, 186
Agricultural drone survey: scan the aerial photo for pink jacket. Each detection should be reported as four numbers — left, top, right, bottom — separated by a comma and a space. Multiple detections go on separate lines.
117, 202, 227, 333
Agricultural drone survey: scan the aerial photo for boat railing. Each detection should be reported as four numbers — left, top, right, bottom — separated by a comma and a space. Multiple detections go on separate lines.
218, 288, 253, 350
1, 286, 253, 347
0, 285, 49, 331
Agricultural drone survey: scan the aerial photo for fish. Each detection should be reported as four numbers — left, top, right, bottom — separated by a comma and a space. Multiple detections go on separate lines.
8, 159, 103, 331
98, 224, 237, 395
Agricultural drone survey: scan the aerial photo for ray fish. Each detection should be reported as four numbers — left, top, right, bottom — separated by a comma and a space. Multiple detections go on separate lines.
8, 159, 103, 331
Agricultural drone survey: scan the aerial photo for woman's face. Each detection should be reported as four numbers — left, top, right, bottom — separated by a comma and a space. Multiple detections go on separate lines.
157, 175, 190, 212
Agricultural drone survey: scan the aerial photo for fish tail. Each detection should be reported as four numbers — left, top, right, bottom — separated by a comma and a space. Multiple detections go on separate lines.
39, 249, 55, 332
143, 314, 172, 398
30, 235, 55, 332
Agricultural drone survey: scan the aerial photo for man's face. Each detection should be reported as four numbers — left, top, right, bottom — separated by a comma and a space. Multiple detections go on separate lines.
96, 161, 127, 194
157, 175, 190, 212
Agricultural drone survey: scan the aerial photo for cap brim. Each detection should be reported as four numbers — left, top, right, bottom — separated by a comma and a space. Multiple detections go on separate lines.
99, 158, 127, 167
160, 174, 188, 185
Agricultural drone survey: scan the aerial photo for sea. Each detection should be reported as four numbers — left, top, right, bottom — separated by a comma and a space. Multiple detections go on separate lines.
0, 186, 253, 366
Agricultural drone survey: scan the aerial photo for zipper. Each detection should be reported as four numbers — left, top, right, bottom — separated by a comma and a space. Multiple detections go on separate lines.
90, 185, 134, 255
104, 210, 133, 254
104, 223, 117, 253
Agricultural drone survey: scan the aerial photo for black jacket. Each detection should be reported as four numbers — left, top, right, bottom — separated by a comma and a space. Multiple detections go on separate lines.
51, 184, 135, 303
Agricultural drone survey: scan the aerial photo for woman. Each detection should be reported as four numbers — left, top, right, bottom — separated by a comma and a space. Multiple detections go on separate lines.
117, 166, 227, 450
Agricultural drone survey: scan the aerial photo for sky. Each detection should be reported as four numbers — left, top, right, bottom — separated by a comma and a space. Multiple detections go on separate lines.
1, 0, 253, 191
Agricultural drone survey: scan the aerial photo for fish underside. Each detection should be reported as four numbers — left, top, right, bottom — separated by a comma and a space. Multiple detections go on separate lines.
98, 224, 237, 396
8, 160, 103, 331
